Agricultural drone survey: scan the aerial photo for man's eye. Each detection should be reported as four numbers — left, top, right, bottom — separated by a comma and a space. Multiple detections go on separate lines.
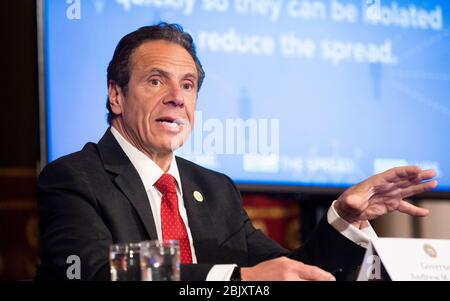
150, 79, 161, 86
182, 82, 194, 91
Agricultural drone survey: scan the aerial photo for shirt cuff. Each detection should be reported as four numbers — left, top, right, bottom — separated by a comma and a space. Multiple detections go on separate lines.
327, 200, 378, 248
206, 264, 237, 281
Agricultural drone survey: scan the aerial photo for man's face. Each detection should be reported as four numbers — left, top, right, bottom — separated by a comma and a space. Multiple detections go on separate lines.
110, 40, 198, 156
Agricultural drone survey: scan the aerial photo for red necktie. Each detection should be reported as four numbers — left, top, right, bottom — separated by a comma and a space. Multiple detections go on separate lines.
154, 173, 193, 264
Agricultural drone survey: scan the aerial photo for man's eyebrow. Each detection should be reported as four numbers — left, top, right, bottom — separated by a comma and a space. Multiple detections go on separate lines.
147, 68, 171, 78
183, 72, 198, 81
146, 68, 197, 81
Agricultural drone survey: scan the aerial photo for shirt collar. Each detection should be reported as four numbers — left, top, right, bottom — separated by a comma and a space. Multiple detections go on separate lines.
110, 126, 182, 195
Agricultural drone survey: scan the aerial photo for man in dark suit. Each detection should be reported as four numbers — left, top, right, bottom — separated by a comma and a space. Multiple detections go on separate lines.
37, 23, 437, 281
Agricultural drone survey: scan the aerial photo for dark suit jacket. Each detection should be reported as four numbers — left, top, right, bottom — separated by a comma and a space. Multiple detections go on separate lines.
37, 129, 365, 281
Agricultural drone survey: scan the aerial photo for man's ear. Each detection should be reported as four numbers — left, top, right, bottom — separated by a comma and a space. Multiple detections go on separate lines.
108, 81, 125, 116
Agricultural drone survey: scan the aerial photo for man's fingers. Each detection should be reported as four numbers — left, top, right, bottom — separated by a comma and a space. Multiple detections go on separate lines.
401, 180, 438, 199
419, 169, 437, 181
398, 200, 430, 217
385, 166, 435, 182
383, 166, 422, 183
296, 263, 335, 281
395, 169, 436, 188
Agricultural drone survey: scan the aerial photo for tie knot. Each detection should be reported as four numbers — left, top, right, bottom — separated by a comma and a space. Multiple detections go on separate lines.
154, 173, 177, 195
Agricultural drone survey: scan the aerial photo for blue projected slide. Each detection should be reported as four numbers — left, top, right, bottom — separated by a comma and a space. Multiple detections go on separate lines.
43, 0, 450, 192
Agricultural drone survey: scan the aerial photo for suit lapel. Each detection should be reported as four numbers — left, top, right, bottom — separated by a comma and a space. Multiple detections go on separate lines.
97, 129, 158, 240
177, 157, 220, 264
96, 130, 219, 263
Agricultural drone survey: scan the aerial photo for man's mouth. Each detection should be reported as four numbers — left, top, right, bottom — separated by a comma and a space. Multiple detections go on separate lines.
156, 117, 186, 131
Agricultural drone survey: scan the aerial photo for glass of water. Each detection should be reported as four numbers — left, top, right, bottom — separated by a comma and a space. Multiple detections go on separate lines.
139, 240, 180, 281
109, 242, 141, 281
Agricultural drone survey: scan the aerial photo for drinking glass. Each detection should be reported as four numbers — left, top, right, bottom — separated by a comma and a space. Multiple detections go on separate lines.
139, 240, 180, 281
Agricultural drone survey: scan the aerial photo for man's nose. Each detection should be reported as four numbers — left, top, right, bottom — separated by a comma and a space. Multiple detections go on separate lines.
163, 84, 185, 107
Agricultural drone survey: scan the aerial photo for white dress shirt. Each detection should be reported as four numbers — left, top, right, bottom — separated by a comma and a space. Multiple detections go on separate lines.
111, 127, 377, 281
111, 127, 198, 263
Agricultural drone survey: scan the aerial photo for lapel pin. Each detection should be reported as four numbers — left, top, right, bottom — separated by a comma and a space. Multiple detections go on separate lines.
193, 191, 203, 202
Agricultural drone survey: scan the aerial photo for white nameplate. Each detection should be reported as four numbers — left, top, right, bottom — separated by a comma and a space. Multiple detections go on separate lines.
357, 238, 450, 281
